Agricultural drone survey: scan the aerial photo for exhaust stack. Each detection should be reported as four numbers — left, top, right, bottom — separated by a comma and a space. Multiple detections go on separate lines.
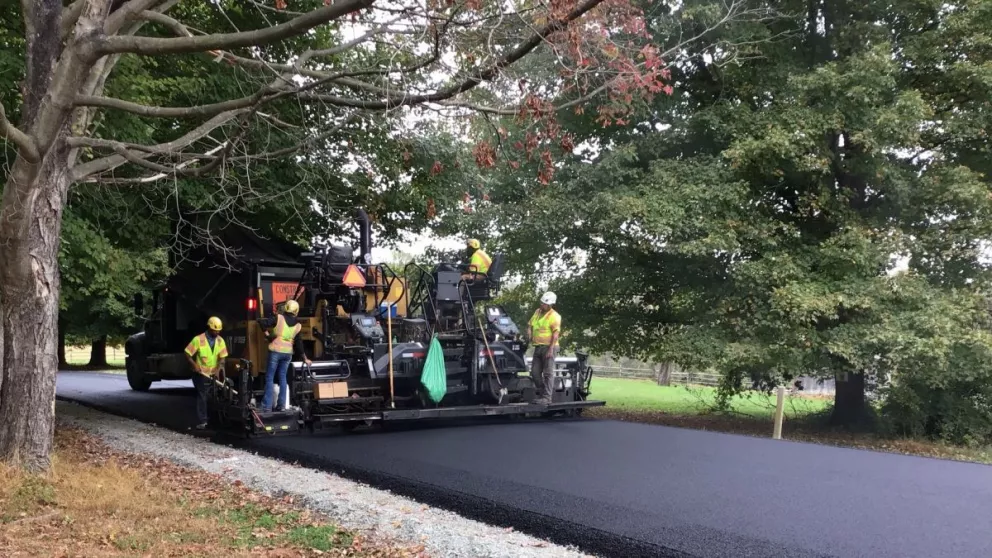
356, 207, 372, 264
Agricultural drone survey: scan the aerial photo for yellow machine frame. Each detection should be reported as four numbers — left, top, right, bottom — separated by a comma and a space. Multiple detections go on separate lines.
227, 272, 407, 379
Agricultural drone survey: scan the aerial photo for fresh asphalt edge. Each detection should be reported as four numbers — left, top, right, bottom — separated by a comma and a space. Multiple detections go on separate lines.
54, 393, 692, 558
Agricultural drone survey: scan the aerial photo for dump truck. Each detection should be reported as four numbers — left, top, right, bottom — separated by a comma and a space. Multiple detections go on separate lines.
124, 209, 604, 436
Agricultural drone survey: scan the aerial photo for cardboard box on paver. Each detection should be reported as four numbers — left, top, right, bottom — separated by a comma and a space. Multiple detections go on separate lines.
314, 382, 348, 400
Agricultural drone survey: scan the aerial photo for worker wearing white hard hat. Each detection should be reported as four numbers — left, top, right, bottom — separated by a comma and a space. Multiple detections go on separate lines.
527, 291, 561, 404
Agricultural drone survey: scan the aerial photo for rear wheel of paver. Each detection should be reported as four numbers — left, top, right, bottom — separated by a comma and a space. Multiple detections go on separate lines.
126, 359, 152, 391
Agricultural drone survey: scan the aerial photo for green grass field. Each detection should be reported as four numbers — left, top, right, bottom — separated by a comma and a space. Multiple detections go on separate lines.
589, 377, 830, 419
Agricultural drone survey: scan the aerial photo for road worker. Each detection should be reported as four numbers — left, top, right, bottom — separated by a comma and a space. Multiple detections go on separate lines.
257, 299, 311, 412
527, 292, 561, 404
461, 238, 492, 279
184, 316, 228, 430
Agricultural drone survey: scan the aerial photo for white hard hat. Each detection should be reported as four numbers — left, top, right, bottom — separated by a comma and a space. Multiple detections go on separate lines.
540, 291, 557, 305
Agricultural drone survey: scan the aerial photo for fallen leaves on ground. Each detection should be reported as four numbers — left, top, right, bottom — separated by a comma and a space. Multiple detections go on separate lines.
587, 408, 992, 464
0, 427, 430, 557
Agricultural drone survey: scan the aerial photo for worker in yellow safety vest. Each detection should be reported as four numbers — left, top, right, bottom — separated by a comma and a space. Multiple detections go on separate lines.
184, 316, 229, 430
461, 238, 492, 280
527, 292, 561, 404
257, 299, 311, 412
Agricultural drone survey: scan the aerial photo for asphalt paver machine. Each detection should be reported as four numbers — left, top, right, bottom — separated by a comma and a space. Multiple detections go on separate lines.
126, 209, 604, 436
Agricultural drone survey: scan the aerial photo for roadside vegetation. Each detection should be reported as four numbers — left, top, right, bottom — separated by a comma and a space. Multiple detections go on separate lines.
588, 378, 992, 465
589, 377, 829, 418
0, 427, 424, 557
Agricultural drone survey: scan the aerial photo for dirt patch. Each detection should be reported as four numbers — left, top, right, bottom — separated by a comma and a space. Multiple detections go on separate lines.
587, 408, 992, 465
0, 427, 427, 557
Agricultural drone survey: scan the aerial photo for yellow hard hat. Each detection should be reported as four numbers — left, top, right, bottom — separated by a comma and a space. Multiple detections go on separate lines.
207, 316, 223, 331
467, 238, 481, 249
284, 299, 300, 315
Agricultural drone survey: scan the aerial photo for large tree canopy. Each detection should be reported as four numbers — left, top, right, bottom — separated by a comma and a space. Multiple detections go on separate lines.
0, 0, 763, 470
0, 0, 442, 363
451, 0, 992, 431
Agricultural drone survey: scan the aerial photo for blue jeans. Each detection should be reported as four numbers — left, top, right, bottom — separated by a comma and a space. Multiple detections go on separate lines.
261, 351, 292, 411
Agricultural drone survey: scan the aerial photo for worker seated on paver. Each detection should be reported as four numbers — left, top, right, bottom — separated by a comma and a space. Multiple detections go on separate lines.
184, 316, 228, 430
257, 299, 311, 413
434, 238, 492, 280
460, 238, 492, 282
527, 292, 561, 405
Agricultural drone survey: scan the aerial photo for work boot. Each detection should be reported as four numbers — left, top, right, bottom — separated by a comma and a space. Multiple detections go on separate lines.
194, 422, 208, 430
534, 397, 551, 405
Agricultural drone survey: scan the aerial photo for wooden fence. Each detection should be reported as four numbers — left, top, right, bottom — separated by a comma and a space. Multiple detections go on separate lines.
591, 364, 836, 395
593, 365, 723, 387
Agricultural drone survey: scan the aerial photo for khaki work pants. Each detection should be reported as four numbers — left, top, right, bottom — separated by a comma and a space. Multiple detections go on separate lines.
531, 345, 555, 401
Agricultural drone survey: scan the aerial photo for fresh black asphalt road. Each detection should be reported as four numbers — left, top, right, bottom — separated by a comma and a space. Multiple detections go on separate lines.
57, 371, 992, 558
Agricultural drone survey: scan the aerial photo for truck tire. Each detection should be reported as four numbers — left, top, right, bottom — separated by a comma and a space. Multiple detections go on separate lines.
126, 358, 152, 391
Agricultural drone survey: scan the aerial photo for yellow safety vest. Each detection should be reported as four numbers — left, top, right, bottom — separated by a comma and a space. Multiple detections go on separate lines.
184, 333, 228, 371
470, 249, 492, 274
528, 308, 561, 346
269, 313, 302, 354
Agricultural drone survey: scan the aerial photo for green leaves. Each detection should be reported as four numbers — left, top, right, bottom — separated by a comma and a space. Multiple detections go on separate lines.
58, 211, 170, 343
464, 0, 992, 433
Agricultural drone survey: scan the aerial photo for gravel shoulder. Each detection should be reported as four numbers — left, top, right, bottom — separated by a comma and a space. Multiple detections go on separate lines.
55, 400, 594, 558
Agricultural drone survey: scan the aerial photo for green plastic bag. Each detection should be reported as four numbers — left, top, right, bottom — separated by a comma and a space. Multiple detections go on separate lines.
420, 335, 447, 403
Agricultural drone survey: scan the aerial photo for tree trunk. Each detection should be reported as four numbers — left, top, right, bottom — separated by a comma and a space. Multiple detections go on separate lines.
0, 166, 70, 472
0, 0, 111, 472
830, 370, 874, 429
0, 141, 73, 472
88, 336, 107, 367
655, 362, 672, 386
58, 317, 67, 368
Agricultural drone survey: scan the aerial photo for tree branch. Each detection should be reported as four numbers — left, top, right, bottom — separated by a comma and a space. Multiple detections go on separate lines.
105, 0, 170, 35
215, 23, 437, 84
430, 74, 616, 116
74, 110, 355, 184
107, 142, 211, 175
67, 0, 182, 169
215, 52, 331, 82
305, 15, 404, 58
77, 19, 444, 120
81, 142, 230, 184
75, 90, 274, 118
68, 136, 183, 153
69, 109, 248, 180
74, 63, 386, 119
99, 0, 375, 56
135, 9, 192, 37
295, 0, 609, 110
228, 113, 355, 162
60, 0, 85, 40
0, 101, 40, 162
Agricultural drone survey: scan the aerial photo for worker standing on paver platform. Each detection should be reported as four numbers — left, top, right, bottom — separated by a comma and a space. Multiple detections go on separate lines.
257, 299, 311, 412
461, 238, 492, 279
184, 316, 228, 430
528, 292, 561, 404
